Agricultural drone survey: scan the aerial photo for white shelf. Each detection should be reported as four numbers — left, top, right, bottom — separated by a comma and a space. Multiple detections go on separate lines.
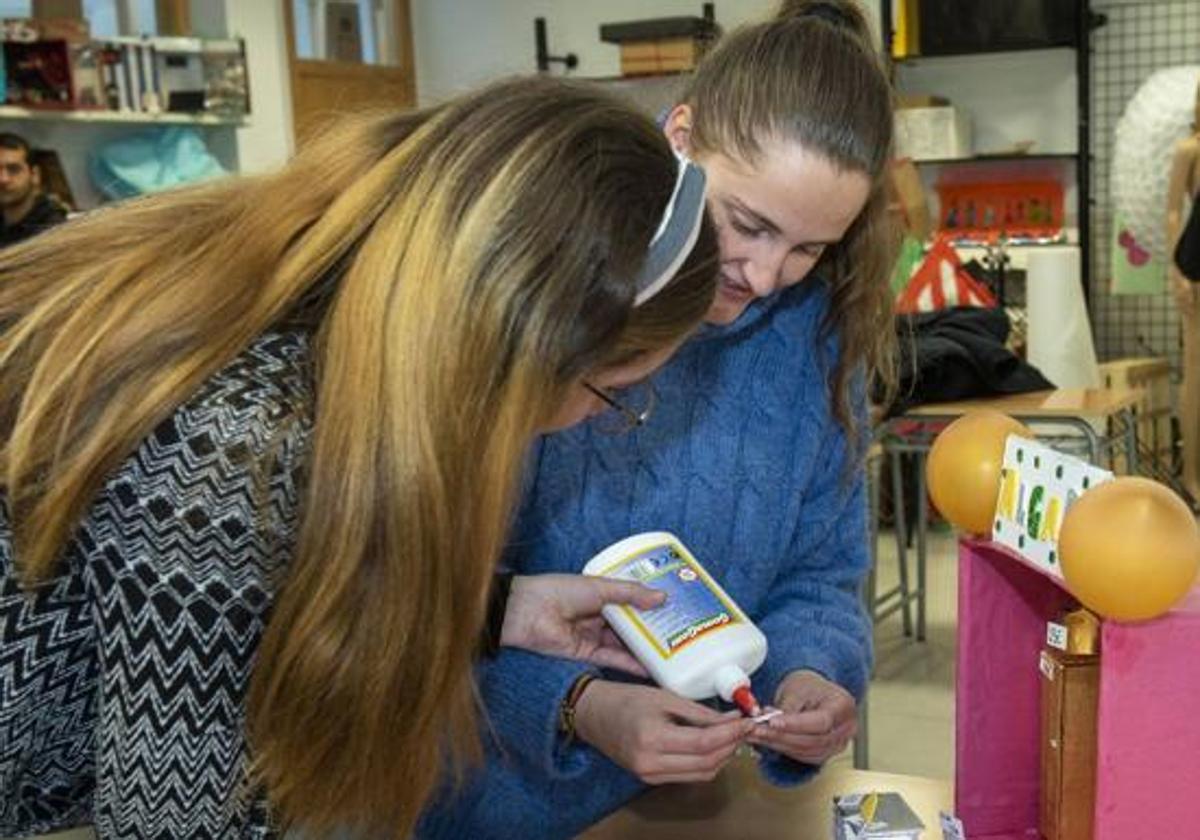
105, 35, 244, 55
0, 106, 247, 127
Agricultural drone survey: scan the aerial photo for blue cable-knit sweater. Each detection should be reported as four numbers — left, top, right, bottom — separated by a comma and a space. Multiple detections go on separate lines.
418, 280, 872, 840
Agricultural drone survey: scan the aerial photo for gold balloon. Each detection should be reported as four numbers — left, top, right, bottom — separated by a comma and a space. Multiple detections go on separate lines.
1059, 477, 1200, 622
925, 410, 1033, 535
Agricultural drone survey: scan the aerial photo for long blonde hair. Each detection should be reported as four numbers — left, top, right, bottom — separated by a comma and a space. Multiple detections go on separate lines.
0, 77, 716, 836
683, 0, 897, 446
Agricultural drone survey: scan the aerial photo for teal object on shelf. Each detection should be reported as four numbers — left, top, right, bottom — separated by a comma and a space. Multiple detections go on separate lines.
89, 126, 227, 200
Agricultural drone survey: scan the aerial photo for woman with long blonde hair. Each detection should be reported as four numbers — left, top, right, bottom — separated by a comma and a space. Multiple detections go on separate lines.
0, 76, 716, 838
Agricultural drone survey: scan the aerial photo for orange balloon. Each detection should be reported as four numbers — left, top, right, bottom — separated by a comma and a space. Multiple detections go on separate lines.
925, 410, 1033, 535
1059, 477, 1200, 622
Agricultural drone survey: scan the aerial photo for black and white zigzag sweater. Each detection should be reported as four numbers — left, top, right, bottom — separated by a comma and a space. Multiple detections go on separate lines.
1, 331, 313, 838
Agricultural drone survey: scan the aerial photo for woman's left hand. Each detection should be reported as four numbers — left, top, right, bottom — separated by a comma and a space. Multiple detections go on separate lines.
746, 669, 857, 764
500, 574, 664, 675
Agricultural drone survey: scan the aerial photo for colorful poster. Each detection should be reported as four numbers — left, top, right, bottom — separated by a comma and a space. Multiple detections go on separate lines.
1112, 211, 1165, 295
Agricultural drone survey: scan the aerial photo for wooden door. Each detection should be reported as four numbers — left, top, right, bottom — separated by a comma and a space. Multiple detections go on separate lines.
283, 0, 415, 144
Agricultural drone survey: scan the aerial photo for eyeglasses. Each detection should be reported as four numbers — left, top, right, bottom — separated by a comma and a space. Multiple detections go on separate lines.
583, 380, 658, 433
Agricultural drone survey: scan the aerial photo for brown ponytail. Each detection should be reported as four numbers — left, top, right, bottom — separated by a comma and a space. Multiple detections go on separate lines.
683, 0, 897, 448
775, 0, 871, 35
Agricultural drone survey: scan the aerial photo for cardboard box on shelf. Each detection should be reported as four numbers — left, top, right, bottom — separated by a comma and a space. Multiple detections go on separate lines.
600, 15, 717, 78
31, 0, 81, 19
895, 106, 972, 161
618, 37, 701, 75
32, 17, 89, 42
0, 17, 88, 43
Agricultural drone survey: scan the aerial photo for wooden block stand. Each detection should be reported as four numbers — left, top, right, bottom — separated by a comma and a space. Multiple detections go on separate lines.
1039, 649, 1098, 840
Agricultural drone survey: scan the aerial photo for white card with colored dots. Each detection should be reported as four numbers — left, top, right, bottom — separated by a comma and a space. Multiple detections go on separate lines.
992, 436, 1112, 579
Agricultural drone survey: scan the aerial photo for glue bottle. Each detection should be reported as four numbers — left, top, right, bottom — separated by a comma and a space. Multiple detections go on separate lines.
582, 532, 768, 716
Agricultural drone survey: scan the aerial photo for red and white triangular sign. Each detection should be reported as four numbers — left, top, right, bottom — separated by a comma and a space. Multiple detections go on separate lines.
896, 237, 997, 314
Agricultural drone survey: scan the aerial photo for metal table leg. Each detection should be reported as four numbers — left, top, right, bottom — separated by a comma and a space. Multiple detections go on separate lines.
889, 449, 913, 637
865, 450, 881, 622
1123, 407, 1139, 474
853, 693, 869, 769
915, 449, 928, 642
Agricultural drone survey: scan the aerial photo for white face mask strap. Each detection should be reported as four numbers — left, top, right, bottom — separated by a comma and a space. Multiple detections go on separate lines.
633, 152, 708, 307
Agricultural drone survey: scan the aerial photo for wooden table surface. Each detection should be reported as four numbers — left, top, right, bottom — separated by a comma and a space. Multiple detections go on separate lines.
903, 387, 1140, 419
579, 756, 953, 839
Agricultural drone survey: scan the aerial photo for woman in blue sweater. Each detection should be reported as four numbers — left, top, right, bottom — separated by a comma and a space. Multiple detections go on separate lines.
419, 1, 897, 837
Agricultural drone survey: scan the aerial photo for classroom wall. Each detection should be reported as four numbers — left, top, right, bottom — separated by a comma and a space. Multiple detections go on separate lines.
0, 0, 289, 207
225, 0, 296, 173
409, 0, 883, 105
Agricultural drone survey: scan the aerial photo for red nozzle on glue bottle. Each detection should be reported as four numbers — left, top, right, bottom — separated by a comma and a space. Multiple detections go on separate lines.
715, 665, 762, 717
582, 532, 768, 714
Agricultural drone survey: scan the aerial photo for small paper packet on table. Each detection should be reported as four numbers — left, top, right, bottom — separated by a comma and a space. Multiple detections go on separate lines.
832, 791, 924, 839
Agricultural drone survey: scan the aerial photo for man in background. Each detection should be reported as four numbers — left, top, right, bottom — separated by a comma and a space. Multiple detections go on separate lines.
0, 132, 67, 247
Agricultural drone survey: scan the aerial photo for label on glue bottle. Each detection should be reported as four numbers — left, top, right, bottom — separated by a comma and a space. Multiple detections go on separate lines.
594, 540, 741, 658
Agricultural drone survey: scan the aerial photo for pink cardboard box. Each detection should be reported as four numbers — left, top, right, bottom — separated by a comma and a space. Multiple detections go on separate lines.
955, 539, 1200, 840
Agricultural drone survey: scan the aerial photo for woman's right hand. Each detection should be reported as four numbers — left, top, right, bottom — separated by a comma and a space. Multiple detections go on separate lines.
573, 680, 754, 785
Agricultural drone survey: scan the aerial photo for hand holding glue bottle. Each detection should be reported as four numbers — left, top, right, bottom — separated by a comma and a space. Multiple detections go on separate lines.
582, 532, 781, 724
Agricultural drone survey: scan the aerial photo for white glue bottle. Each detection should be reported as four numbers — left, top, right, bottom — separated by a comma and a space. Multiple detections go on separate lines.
582, 531, 768, 715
